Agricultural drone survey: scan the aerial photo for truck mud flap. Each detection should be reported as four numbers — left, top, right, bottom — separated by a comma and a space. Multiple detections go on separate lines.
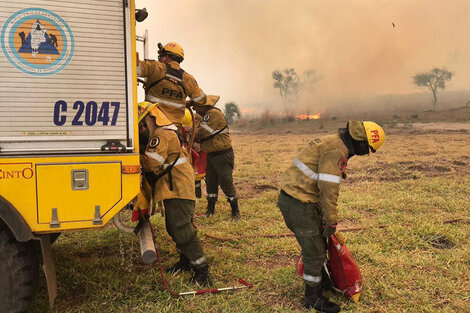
39, 234, 57, 308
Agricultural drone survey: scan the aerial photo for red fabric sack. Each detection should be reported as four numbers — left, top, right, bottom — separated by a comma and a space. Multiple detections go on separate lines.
296, 232, 362, 303
327, 232, 362, 303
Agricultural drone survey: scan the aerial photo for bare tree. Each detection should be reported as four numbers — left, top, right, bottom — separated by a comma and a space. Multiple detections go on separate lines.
413, 68, 453, 108
272, 68, 320, 106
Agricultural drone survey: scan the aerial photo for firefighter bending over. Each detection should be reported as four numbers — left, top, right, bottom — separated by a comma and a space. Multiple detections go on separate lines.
137, 42, 206, 126
137, 102, 212, 286
277, 121, 385, 313
188, 95, 240, 220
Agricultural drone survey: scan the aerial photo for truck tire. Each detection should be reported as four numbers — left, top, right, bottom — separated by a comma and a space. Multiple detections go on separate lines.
0, 221, 38, 313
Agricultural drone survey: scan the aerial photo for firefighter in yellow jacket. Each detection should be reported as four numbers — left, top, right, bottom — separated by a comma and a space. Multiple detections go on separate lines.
137, 42, 206, 126
278, 121, 385, 313
189, 95, 240, 220
137, 102, 212, 286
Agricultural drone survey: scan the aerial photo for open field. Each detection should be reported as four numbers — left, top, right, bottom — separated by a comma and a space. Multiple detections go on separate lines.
29, 120, 470, 313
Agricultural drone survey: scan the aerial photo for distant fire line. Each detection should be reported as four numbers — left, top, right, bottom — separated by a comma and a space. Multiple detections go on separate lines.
295, 113, 321, 120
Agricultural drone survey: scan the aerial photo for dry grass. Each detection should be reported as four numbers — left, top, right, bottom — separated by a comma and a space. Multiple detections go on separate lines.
28, 120, 470, 313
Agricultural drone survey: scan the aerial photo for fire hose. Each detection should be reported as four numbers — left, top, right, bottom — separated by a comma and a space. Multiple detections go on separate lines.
196, 224, 387, 241
114, 209, 254, 296
147, 219, 254, 298
123, 211, 463, 297
196, 218, 465, 241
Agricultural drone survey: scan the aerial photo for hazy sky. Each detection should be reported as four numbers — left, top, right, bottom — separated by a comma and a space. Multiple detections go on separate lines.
136, 0, 470, 112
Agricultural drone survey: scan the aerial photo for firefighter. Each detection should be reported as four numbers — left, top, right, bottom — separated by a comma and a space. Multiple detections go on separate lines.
182, 109, 206, 199
277, 121, 385, 313
137, 42, 206, 126
137, 102, 212, 286
188, 95, 240, 220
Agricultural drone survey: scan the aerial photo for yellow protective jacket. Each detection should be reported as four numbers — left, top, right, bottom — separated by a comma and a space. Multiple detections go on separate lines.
280, 134, 349, 225
138, 60, 205, 125
195, 108, 232, 154
140, 125, 196, 201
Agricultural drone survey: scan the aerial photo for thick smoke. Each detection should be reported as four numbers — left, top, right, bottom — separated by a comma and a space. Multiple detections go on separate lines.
136, 0, 470, 113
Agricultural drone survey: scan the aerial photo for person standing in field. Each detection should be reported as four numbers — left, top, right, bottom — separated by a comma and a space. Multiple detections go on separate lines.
277, 121, 385, 313
137, 42, 206, 127
135, 102, 212, 286
188, 95, 240, 220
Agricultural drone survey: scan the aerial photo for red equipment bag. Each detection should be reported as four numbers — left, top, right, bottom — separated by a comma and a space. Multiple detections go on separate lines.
327, 232, 362, 303
296, 231, 362, 303
194, 150, 207, 179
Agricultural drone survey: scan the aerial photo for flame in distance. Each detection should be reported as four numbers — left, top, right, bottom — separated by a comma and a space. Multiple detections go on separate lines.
295, 113, 321, 120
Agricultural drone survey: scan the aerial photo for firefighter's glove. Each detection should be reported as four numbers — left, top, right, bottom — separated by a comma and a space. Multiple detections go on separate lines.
322, 224, 337, 238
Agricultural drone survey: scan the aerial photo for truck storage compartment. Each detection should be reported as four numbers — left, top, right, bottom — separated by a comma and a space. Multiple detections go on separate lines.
36, 162, 122, 225
0, 0, 135, 154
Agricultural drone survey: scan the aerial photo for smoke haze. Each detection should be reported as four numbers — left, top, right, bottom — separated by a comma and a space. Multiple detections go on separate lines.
136, 0, 470, 113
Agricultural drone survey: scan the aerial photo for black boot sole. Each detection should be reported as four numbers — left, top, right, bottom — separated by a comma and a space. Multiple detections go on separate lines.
303, 297, 341, 313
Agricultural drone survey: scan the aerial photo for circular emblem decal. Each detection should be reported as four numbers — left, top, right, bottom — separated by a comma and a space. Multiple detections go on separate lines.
149, 137, 160, 148
1, 8, 74, 76
203, 114, 210, 122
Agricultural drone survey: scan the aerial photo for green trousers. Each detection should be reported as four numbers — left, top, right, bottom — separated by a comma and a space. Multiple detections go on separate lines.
206, 148, 237, 201
277, 190, 326, 286
163, 198, 207, 267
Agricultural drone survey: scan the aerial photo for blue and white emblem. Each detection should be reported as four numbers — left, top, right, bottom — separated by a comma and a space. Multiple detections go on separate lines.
1, 8, 74, 76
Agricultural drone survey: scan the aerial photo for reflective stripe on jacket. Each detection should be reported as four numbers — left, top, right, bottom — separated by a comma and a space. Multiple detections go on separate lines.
140, 126, 195, 201
138, 60, 205, 125
195, 108, 232, 153
280, 134, 348, 225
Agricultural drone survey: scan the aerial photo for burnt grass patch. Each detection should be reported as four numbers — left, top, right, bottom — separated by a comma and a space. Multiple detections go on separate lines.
347, 159, 469, 183
434, 166, 452, 172
254, 184, 278, 191
236, 182, 279, 199
425, 234, 456, 249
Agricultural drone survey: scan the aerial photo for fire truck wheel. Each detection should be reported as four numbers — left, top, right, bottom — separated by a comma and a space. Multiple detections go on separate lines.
0, 221, 38, 313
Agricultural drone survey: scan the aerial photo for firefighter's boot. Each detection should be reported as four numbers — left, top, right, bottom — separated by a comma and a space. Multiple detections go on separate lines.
195, 180, 202, 198
229, 199, 241, 221
189, 264, 213, 286
205, 199, 216, 217
303, 284, 341, 313
166, 254, 192, 273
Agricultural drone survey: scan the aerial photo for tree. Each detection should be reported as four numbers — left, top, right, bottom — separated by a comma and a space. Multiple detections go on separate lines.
272, 68, 320, 106
224, 102, 241, 125
413, 68, 453, 108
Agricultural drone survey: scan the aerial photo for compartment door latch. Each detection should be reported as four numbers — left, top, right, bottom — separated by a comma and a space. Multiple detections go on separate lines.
71, 169, 89, 190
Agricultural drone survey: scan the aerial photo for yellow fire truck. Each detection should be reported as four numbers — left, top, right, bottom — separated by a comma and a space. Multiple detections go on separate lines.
0, 1, 149, 311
